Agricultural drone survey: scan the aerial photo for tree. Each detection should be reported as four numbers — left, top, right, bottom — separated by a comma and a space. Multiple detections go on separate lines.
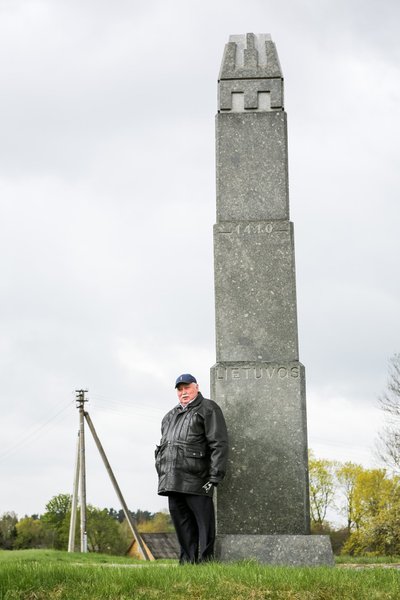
363, 488, 400, 555
308, 450, 336, 530
378, 353, 400, 470
139, 510, 174, 533
336, 462, 364, 534
130, 510, 154, 525
107, 507, 120, 521
342, 471, 400, 556
43, 493, 72, 523
14, 516, 47, 549
41, 493, 72, 550
0, 512, 18, 549
86, 506, 127, 555
351, 469, 394, 526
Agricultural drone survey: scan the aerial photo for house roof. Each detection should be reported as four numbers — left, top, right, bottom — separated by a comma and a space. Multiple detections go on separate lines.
128, 532, 180, 560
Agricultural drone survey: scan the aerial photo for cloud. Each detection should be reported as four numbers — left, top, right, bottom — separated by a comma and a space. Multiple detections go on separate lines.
1, 0, 400, 516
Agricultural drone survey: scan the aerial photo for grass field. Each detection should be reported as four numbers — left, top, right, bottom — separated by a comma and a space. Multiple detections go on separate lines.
1, 550, 400, 599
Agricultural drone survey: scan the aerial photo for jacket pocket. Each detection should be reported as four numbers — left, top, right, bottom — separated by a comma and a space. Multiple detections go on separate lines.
183, 446, 208, 475
155, 444, 165, 476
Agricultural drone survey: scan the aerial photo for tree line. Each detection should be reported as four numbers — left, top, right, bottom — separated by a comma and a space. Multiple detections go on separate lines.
310, 353, 400, 556
2, 354, 400, 557
4, 459, 400, 558
0, 494, 174, 555
309, 452, 400, 555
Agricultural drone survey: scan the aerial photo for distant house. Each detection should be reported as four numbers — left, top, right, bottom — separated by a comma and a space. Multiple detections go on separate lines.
127, 532, 180, 560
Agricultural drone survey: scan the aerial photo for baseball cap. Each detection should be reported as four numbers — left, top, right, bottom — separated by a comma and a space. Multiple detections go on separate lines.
175, 373, 197, 388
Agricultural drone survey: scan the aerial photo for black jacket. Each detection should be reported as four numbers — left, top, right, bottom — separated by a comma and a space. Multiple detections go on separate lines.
155, 393, 228, 496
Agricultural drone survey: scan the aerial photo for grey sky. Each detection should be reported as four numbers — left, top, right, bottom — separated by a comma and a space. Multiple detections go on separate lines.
1, 0, 400, 520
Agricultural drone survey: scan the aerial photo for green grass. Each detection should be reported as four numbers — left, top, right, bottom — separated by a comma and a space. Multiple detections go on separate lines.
1, 550, 400, 599
336, 555, 400, 564
0, 549, 141, 565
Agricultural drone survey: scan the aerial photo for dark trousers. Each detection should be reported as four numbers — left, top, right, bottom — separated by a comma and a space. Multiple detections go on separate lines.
168, 493, 215, 564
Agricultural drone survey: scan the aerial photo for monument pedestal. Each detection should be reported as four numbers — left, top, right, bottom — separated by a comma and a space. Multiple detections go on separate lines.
216, 535, 334, 566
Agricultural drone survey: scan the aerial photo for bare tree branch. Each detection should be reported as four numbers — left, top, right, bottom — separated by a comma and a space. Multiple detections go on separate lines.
377, 354, 400, 472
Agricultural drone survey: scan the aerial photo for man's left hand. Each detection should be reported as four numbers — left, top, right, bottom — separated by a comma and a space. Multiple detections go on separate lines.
203, 481, 214, 494
202, 481, 213, 493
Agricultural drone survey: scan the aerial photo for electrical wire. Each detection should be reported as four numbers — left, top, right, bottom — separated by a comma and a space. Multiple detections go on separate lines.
0, 392, 164, 464
88, 393, 164, 419
0, 399, 75, 463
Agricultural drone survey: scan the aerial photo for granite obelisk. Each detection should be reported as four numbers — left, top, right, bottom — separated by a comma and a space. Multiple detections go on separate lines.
211, 33, 333, 565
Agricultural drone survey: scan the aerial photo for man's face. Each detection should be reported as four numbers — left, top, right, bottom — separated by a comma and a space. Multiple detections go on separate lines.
176, 382, 199, 406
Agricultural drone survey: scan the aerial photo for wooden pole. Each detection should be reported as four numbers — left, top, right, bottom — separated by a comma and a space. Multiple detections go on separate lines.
68, 430, 80, 552
76, 390, 88, 553
84, 410, 150, 560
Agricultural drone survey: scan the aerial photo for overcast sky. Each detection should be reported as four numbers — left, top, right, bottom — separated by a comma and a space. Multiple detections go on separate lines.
1, 0, 400, 522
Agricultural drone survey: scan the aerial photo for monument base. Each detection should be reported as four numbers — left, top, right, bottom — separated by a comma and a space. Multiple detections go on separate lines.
216, 534, 334, 566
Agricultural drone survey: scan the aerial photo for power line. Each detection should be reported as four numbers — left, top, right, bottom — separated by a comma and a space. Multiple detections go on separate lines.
88, 394, 164, 420
0, 393, 162, 465
0, 399, 74, 462
0, 389, 166, 470
89, 392, 161, 409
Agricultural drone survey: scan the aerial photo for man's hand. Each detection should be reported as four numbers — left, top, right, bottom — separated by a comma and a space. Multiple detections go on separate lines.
202, 481, 213, 493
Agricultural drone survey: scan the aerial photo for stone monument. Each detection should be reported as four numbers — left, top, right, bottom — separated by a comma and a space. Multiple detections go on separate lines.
211, 33, 333, 566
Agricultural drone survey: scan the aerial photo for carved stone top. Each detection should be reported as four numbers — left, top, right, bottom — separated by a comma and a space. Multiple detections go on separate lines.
219, 33, 283, 81
218, 33, 284, 111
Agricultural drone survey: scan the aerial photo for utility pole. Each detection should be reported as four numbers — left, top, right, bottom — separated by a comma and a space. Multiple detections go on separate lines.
76, 389, 88, 553
67, 430, 80, 552
68, 390, 150, 560
84, 412, 150, 560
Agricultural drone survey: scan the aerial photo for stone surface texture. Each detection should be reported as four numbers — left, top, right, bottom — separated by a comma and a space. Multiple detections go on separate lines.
214, 221, 298, 362
216, 113, 289, 221
212, 362, 308, 535
216, 535, 335, 566
212, 33, 333, 565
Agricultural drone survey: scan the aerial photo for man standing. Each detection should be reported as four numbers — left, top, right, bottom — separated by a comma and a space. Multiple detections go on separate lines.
155, 373, 228, 563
